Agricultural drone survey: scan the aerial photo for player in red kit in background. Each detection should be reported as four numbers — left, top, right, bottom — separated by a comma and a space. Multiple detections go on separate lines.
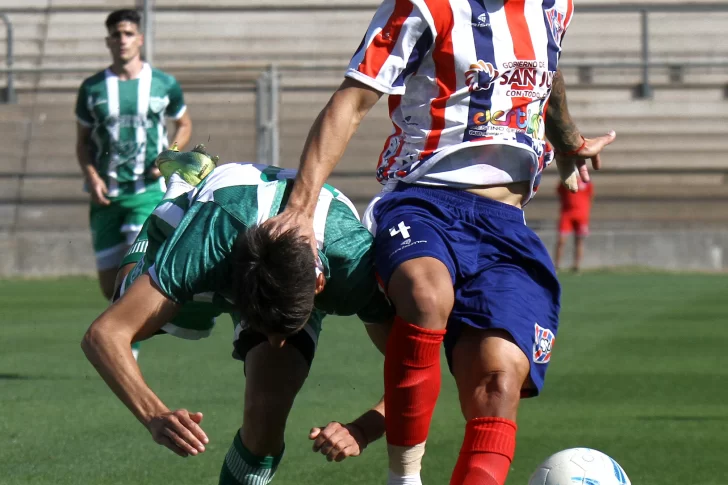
555, 178, 594, 273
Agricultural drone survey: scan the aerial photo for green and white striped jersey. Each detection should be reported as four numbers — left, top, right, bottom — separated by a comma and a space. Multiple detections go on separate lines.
75, 63, 187, 198
123, 162, 392, 340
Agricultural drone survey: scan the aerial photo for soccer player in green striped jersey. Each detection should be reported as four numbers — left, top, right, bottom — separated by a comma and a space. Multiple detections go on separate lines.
82, 148, 393, 485
75, 9, 192, 300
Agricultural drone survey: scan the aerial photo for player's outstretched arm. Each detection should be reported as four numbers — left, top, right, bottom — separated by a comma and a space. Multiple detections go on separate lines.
308, 319, 392, 462
81, 274, 209, 457
266, 78, 382, 255
546, 70, 616, 191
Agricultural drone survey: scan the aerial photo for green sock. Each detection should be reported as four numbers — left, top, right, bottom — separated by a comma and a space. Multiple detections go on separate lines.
131, 342, 140, 361
218, 431, 284, 485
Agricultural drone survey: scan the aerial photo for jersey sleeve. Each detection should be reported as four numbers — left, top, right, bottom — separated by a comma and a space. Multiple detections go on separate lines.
74, 82, 93, 127
165, 76, 187, 120
314, 200, 395, 324
148, 204, 240, 304
346, 0, 434, 95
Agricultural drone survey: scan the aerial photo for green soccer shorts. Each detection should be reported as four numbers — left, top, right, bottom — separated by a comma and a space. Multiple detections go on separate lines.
89, 187, 164, 271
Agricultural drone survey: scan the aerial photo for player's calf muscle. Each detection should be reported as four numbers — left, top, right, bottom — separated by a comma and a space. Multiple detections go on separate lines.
452, 329, 529, 421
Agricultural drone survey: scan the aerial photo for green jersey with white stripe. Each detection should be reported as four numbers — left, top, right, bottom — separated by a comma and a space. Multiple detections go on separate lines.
75, 63, 187, 198
123, 162, 391, 340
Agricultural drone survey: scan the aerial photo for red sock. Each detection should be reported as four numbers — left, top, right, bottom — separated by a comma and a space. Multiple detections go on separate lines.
384, 316, 446, 447
449, 417, 517, 485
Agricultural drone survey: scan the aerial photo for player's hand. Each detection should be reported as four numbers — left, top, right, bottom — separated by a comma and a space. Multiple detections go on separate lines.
88, 175, 111, 206
264, 210, 318, 260
146, 409, 209, 458
309, 422, 367, 462
556, 131, 616, 192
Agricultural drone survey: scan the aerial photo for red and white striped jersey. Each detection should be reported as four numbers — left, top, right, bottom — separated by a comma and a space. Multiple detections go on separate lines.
347, 0, 574, 197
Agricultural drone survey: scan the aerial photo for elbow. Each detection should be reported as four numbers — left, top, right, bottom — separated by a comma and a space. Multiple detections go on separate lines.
81, 321, 104, 362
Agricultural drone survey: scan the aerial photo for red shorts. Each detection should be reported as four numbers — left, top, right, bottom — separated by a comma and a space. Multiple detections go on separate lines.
559, 212, 590, 236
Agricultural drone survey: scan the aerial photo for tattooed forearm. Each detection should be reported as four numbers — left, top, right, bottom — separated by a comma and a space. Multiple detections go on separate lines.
545, 70, 583, 152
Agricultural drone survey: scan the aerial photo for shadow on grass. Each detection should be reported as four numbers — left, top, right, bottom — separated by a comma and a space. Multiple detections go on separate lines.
0, 373, 77, 381
0, 373, 32, 380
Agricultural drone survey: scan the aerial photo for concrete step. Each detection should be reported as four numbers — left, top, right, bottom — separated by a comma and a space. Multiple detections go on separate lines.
13, 202, 89, 230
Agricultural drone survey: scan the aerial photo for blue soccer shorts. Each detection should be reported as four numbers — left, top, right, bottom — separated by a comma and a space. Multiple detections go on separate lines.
365, 183, 561, 396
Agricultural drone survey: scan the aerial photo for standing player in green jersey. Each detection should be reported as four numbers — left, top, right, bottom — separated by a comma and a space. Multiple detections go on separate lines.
82, 147, 393, 484
75, 9, 192, 301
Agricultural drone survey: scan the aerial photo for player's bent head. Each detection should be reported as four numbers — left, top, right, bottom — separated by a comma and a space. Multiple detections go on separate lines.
232, 225, 317, 338
105, 9, 141, 31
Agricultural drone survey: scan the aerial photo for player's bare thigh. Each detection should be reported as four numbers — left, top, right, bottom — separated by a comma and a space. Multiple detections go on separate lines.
387, 257, 454, 330
241, 341, 310, 456
450, 326, 531, 422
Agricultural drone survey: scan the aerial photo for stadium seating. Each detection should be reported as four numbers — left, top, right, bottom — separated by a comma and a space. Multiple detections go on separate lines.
0, 0, 727, 238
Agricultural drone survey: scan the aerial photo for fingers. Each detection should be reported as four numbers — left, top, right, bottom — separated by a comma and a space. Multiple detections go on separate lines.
333, 444, 361, 462
94, 187, 111, 206
576, 160, 590, 183
170, 411, 207, 452
310, 422, 361, 462
158, 435, 189, 457
581, 130, 617, 160
162, 428, 200, 456
590, 152, 603, 172
150, 409, 208, 457
178, 411, 209, 446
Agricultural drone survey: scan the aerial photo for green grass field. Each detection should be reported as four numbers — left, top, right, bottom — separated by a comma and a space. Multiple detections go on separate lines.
2, 272, 728, 484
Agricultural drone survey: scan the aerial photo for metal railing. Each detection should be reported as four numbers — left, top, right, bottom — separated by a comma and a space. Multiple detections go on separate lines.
256, 65, 280, 167
0, 13, 14, 103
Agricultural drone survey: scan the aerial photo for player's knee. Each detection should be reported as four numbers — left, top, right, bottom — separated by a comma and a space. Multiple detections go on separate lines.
388, 260, 453, 327
459, 369, 523, 421
454, 331, 530, 420
243, 393, 288, 454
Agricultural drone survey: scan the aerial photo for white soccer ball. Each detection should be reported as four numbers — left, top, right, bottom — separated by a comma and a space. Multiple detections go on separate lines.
528, 448, 631, 485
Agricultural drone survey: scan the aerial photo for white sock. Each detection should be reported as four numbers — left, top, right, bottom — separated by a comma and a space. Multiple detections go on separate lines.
387, 470, 422, 485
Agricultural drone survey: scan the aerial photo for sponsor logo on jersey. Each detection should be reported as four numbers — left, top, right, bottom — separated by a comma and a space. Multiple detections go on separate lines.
470, 103, 546, 139
110, 140, 147, 161
149, 96, 169, 113
545, 7, 566, 45
472, 12, 490, 28
465, 60, 501, 92
533, 323, 554, 364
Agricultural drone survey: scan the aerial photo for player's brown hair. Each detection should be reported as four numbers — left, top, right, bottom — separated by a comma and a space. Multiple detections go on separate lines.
231, 225, 316, 337
105, 9, 141, 30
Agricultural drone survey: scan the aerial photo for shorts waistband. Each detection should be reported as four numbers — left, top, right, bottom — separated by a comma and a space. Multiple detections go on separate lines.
393, 183, 526, 223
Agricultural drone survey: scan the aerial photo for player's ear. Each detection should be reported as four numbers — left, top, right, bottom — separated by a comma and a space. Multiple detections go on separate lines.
314, 273, 326, 295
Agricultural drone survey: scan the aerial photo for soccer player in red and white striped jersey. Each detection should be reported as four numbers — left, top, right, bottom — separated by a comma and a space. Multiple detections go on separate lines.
270, 1, 616, 484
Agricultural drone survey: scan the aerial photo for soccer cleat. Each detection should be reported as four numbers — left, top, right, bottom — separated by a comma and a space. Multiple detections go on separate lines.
155, 143, 219, 186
